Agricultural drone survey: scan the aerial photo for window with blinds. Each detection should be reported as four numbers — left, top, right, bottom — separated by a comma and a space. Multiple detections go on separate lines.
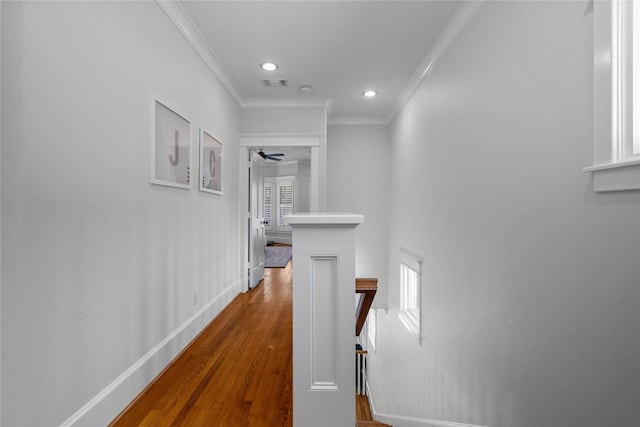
264, 182, 273, 230
367, 308, 377, 351
277, 181, 294, 228
264, 176, 295, 231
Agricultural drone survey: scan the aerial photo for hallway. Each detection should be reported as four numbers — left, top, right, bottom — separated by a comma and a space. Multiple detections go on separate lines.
111, 265, 293, 426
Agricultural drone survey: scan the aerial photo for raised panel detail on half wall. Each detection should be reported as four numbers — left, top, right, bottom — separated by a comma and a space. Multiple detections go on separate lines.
309, 255, 339, 390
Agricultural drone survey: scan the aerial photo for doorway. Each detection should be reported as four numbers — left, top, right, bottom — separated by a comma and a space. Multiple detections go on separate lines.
239, 134, 321, 292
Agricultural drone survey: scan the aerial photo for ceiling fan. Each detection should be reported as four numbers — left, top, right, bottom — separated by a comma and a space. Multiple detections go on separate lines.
257, 149, 285, 161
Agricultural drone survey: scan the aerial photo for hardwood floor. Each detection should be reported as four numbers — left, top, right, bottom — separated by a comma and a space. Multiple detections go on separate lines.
356, 395, 373, 420
111, 259, 388, 426
356, 395, 393, 427
110, 264, 293, 427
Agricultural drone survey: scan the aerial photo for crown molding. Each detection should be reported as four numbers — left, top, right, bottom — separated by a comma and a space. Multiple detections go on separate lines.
158, 0, 481, 127
156, 0, 243, 104
386, 0, 484, 123
242, 97, 332, 110
156, 1, 332, 116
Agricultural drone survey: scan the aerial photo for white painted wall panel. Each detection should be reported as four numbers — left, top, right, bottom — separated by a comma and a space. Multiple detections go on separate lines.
309, 256, 338, 388
1, 2, 242, 425
371, 2, 640, 427
326, 125, 390, 308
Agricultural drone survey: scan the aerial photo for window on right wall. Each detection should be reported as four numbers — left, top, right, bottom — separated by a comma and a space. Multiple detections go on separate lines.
398, 249, 422, 344
367, 308, 377, 351
586, 0, 640, 191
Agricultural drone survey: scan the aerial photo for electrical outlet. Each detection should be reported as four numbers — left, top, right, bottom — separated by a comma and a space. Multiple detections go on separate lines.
193, 292, 199, 306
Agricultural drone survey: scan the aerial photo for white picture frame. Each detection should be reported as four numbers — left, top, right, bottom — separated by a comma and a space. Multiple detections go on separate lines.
199, 128, 223, 195
151, 99, 191, 189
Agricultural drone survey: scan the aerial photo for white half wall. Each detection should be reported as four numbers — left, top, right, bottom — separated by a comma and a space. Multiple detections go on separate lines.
371, 1, 640, 427
1, 2, 242, 425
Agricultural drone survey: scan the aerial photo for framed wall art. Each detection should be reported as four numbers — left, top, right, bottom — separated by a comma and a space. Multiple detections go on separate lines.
151, 99, 191, 189
199, 128, 223, 195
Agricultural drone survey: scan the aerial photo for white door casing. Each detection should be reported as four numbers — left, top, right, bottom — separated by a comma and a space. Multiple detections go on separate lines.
239, 133, 322, 292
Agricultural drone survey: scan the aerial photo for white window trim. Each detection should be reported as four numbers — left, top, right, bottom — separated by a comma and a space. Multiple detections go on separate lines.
586, 0, 640, 192
398, 248, 422, 345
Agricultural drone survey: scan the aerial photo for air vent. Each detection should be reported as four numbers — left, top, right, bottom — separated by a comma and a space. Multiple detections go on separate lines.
262, 79, 288, 87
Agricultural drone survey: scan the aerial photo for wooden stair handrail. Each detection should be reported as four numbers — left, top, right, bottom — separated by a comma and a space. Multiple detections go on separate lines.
355, 278, 377, 336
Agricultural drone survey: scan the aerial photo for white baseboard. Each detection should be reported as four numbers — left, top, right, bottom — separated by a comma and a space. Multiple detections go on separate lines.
60, 280, 241, 427
367, 383, 488, 427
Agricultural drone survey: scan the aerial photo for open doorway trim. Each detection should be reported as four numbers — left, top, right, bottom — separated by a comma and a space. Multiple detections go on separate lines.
239, 133, 321, 292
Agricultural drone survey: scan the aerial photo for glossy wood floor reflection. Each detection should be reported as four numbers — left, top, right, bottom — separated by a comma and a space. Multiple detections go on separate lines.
110, 263, 293, 427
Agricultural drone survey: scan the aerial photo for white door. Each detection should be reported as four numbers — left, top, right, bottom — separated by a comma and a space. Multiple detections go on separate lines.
249, 151, 266, 289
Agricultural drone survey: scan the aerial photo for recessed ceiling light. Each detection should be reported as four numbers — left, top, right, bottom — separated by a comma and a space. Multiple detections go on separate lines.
363, 90, 377, 97
260, 62, 278, 71
299, 85, 313, 93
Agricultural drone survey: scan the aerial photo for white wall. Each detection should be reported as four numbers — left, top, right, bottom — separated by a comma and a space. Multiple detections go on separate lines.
241, 107, 326, 135
326, 125, 390, 308
265, 160, 311, 213
369, 2, 640, 427
1, 2, 242, 425
265, 161, 298, 178
0, 3, 3, 423
297, 160, 311, 213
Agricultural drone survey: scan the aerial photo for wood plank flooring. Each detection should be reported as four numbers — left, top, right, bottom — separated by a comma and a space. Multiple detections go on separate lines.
356, 396, 393, 427
111, 258, 386, 426
356, 395, 373, 420
110, 263, 293, 427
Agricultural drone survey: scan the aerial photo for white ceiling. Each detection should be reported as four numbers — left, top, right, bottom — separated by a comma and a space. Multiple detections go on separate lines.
179, 0, 463, 123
